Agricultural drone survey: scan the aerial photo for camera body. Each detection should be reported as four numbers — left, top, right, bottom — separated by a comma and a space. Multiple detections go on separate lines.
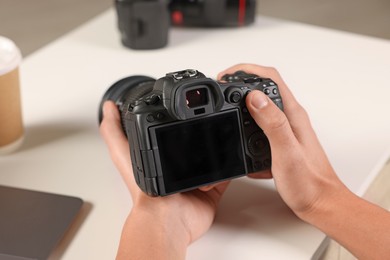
115, 0, 170, 49
99, 70, 283, 196
169, 0, 256, 27
115, 0, 256, 49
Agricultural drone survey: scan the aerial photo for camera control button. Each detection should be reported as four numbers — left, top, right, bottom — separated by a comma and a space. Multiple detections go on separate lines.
243, 76, 260, 83
134, 100, 145, 106
272, 88, 278, 95
128, 102, 135, 111
264, 88, 271, 95
156, 112, 165, 120
146, 114, 155, 122
145, 94, 160, 105
248, 132, 270, 156
230, 91, 242, 103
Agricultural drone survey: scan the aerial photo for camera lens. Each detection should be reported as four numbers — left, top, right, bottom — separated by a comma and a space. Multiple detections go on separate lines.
98, 75, 155, 132
186, 88, 208, 108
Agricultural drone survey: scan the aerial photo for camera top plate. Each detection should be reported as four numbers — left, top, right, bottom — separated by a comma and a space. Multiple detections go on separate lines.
167, 69, 198, 80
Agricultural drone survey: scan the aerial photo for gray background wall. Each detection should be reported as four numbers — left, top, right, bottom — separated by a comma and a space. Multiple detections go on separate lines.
1, 0, 389, 57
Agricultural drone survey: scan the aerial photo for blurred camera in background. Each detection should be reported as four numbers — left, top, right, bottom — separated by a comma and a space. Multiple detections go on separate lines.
115, 0, 256, 49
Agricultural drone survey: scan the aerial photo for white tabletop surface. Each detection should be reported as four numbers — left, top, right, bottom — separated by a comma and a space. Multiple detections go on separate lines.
1, 8, 390, 259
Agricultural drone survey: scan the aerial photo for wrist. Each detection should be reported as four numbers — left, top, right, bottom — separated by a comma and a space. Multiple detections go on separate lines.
297, 181, 354, 225
298, 184, 390, 260
134, 202, 191, 242
117, 203, 190, 260
132, 203, 191, 246
290, 167, 351, 222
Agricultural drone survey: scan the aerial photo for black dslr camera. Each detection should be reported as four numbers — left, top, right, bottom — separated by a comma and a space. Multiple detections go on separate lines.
99, 70, 283, 196
115, 0, 256, 49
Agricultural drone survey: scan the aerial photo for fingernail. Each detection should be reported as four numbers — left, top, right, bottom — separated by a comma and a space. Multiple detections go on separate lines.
251, 91, 269, 109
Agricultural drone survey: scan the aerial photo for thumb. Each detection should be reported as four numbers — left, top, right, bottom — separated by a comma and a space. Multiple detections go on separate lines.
246, 90, 297, 149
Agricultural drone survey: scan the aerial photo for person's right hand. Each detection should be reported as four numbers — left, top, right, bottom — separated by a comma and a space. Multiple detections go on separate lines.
218, 64, 347, 220
217, 64, 390, 260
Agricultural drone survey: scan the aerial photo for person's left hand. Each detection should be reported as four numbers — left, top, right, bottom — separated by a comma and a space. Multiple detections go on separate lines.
100, 101, 229, 257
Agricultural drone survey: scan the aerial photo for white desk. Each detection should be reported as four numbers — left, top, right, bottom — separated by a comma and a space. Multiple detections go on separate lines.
1, 9, 390, 259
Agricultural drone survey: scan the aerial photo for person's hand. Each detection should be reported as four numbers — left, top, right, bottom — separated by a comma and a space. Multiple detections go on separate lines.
218, 64, 346, 219
218, 64, 390, 260
100, 101, 229, 259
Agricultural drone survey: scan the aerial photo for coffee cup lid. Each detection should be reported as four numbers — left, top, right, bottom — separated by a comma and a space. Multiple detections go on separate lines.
0, 36, 22, 75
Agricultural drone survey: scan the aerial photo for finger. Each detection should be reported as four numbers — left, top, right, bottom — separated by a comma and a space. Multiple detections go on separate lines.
212, 181, 230, 196
100, 101, 128, 153
217, 63, 261, 80
198, 184, 217, 192
198, 179, 230, 192
247, 169, 273, 179
100, 101, 139, 195
218, 64, 281, 84
246, 90, 299, 154
218, 64, 298, 113
218, 64, 317, 146
203, 181, 230, 206
217, 64, 301, 122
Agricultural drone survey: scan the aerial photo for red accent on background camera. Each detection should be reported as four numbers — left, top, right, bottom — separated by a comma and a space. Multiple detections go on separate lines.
238, 0, 246, 26
172, 11, 183, 25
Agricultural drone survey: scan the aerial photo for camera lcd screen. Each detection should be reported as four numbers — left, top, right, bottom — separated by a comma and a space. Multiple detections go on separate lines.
150, 109, 246, 194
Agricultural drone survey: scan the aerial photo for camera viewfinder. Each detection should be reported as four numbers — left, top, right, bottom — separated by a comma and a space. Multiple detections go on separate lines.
186, 88, 208, 108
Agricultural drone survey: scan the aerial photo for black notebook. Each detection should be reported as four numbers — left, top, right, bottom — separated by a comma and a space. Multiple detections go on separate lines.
0, 185, 83, 260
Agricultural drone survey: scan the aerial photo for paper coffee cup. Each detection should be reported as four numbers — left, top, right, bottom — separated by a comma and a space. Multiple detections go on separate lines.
0, 36, 24, 154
